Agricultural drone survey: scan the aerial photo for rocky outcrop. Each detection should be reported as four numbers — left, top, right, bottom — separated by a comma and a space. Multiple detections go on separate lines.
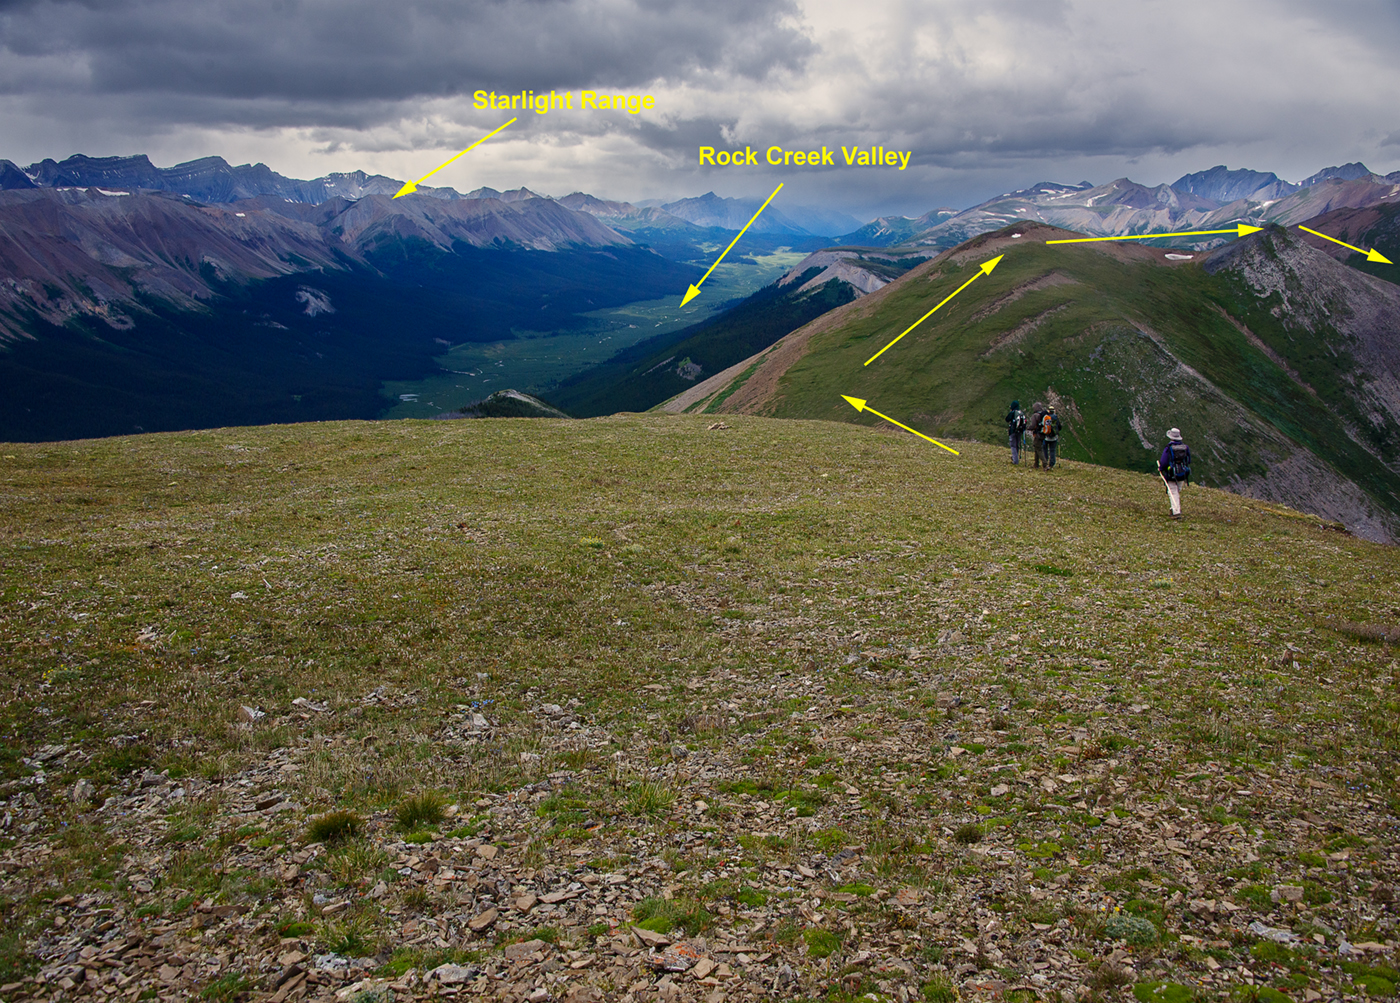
776, 251, 902, 296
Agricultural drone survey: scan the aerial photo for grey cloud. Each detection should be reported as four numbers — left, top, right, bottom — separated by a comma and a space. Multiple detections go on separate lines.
4, 0, 1400, 222
0, 0, 814, 117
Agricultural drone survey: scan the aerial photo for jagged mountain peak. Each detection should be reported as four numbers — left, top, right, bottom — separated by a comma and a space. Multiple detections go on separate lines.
1301, 163, 1375, 186
1171, 165, 1298, 204
0, 160, 37, 190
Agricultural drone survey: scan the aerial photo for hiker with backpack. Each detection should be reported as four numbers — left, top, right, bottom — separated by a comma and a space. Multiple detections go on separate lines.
1005, 399, 1027, 464
1040, 406, 1062, 469
1030, 401, 1048, 468
1159, 428, 1191, 519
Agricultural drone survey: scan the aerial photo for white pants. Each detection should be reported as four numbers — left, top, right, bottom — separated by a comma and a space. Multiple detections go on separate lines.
1164, 478, 1181, 515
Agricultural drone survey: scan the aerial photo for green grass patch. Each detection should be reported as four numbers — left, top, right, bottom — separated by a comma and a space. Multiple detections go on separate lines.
199, 973, 251, 1000
632, 896, 711, 937
803, 927, 842, 959
1133, 983, 1198, 1003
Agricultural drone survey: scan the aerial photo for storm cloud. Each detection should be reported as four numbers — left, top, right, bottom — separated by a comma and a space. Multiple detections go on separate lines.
2, 0, 1398, 219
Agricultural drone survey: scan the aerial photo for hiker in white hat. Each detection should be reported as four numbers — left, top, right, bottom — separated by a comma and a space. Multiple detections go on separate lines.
1157, 428, 1191, 519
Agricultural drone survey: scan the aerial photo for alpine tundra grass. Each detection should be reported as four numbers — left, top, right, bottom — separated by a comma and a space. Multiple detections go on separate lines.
0, 413, 1396, 1001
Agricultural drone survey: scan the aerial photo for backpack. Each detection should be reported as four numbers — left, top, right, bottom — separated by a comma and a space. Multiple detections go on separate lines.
1007, 409, 1026, 432
1041, 413, 1054, 437
1168, 442, 1191, 481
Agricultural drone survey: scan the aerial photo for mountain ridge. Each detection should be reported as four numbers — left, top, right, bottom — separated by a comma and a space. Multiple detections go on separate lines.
660, 223, 1400, 543
837, 163, 1400, 249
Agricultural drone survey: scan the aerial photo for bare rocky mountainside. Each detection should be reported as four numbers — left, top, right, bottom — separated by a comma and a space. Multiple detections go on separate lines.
663, 225, 1400, 543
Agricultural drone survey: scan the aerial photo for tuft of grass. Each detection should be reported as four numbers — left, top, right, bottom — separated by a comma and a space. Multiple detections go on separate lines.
558, 749, 595, 769
306, 810, 362, 845
1033, 563, 1074, 577
812, 828, 851, 853
325, 840, 390, 887
199, 973, 251, 1000
921, 977, 957, 1003
323, 913, 376, 957
803, 927, 842, 959
632, 896, 711, 937
1092, 963, 1135, 991
953, 822, 983, 844
395, 791, 447, 832
626, 780, 676, 818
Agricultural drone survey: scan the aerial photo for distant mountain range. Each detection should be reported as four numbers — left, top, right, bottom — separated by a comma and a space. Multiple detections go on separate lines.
7, 152, 1396, 254
836, 163, 1400, 248
0, 154, 862, 237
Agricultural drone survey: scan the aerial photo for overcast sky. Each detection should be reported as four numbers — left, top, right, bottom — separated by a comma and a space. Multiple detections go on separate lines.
3, 0, 1399, 221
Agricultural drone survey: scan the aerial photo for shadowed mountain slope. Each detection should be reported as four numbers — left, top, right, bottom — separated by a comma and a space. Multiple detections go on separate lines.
0, 188, 635, 342
0, 186, 698, 441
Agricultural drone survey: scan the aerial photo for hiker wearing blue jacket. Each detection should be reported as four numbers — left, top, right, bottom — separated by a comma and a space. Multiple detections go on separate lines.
1158, 428, 1191, 519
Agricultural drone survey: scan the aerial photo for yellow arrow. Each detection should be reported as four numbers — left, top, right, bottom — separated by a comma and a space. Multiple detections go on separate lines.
1045, 223, 1261, 244
393, 118, 517, 198
1297, 225, 1393, 264
842, 395, 960, 455
863, 255, 1003, 366
680, 183, 784, 306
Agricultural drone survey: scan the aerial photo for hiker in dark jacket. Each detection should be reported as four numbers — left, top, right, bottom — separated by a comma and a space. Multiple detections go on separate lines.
1030, 401, 1048, 468
1040, 406, 1062, 469
1158, 427, 1191, 518
1005, 399, 1027, 464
